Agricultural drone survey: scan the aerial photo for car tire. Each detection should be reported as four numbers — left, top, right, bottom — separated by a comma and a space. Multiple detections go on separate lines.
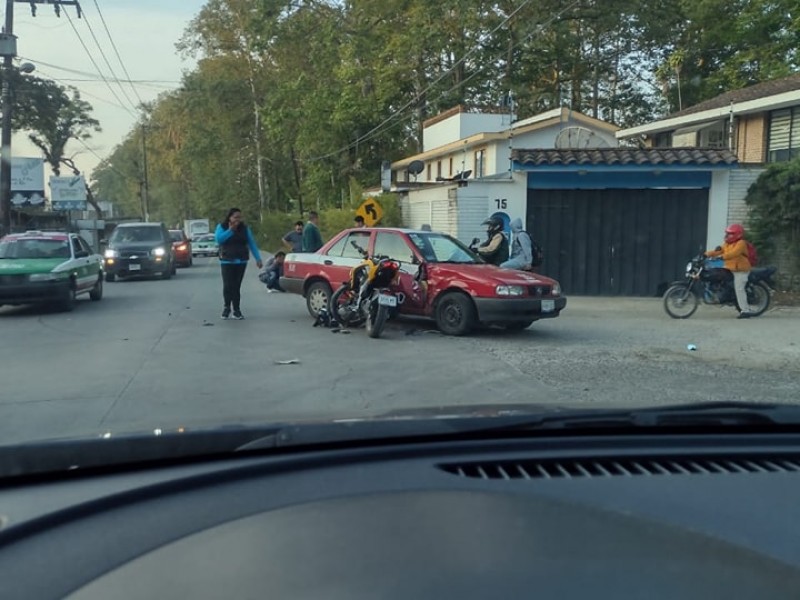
435, 292, 475, 336
105, 273, 116, 283
89, 276, 103, 301
306, 281, 332, 318
59, 284, 77, 312
161, 268, 172, 280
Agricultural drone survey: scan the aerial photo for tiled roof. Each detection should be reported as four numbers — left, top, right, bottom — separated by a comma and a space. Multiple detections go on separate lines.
669, 73, 800, 118
512, 147, 738, 167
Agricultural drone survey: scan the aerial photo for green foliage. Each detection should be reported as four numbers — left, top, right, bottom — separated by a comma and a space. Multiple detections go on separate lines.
744, 159, 800, 266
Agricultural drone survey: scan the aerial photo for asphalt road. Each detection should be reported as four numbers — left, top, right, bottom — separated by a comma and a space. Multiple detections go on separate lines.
1, 257, 798, 445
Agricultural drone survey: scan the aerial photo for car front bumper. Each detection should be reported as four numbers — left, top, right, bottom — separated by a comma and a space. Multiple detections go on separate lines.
0, 280, 70, 305
193, 246, 218, 256
105, 257, 169, 276
473, 296, 567, 322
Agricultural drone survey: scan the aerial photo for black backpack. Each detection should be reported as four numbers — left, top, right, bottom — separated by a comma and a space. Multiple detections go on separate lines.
530, 239, 543, 267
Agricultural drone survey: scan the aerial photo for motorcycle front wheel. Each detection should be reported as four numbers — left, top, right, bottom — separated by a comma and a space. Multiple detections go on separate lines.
663, 284, 699, 319
329, 284, 363, 327
366, 302, 389, 338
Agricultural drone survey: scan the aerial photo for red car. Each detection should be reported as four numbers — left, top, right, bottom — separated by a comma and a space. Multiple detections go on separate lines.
281, 227, 566, 335
169, 230, 193, 268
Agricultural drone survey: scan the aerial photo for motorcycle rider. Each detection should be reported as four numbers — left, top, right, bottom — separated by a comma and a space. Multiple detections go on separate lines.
475, 216, 509, 266
500, 217, 533, 270
705, 223, 752, 319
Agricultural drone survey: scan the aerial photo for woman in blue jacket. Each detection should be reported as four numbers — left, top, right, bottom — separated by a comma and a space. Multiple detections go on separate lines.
215, 207, 263, 320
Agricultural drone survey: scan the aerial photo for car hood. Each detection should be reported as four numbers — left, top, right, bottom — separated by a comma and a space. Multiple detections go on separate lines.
0, 258, 63, 274
428, 262, 559, 286
108, 241, 165, 251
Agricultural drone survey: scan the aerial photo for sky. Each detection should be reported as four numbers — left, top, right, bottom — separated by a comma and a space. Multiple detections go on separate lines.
11, 0, 208, 180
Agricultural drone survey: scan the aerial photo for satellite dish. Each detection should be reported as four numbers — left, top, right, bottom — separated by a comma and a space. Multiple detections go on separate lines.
407, 160, 425, 178
554, 126, 610, 149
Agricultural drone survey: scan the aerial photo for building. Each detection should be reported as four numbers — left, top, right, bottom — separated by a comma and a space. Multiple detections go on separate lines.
394, 105, 737, 296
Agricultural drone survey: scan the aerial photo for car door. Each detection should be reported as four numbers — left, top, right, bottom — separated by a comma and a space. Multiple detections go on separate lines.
372, 232, 426, 314
321, 230, 372, 287
71, 236, 96, 292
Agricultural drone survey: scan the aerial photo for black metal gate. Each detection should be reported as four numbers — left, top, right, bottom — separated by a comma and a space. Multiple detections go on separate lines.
527, 189, 709, 296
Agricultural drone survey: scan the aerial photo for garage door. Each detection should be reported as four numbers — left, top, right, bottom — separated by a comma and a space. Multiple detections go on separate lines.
527, 189, 709, 296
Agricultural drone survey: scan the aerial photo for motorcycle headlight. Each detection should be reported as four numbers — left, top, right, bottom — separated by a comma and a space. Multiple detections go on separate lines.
104, 249, 118, 259
496, 285, 524, 297
686, 261, 693, 272
152, 247, 167, 257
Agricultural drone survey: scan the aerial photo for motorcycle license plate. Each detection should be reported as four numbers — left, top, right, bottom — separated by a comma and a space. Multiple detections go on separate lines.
378, 295, 397, 307
542, 299, 555, 312
129, 264, 141, 271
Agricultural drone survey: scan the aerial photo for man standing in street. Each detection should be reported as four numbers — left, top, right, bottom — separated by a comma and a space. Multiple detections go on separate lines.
302, 211, 323, 252
282, 221, 304, 253
354, 215, 366, 228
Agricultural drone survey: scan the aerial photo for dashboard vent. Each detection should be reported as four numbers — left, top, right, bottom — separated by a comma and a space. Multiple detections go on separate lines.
439, 456, 800, 480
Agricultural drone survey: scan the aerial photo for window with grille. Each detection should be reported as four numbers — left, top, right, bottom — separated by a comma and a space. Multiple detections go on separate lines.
767, 107, 800, 162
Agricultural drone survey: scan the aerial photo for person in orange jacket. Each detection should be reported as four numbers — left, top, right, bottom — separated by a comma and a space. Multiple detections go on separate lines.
705, 223, 752, 319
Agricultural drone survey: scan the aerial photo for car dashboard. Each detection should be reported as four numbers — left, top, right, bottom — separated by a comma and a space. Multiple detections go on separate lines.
2, 431, 800, 599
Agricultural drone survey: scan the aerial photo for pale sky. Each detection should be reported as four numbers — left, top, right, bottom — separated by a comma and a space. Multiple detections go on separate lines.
11, 0, 208, 180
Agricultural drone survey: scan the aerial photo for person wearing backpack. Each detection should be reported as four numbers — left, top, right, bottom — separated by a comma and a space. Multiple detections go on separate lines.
705, 223, 753, 319
501, 218, 534, 270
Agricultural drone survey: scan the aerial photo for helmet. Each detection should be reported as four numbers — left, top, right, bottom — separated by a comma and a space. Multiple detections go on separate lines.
724, 223, 744, 243
482, 216, 503, 235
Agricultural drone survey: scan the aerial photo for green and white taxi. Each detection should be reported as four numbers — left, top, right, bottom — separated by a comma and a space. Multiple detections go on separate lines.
0, 231, 104, 311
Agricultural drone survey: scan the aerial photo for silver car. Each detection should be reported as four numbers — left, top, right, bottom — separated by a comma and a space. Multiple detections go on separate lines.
192, 233, 218, 257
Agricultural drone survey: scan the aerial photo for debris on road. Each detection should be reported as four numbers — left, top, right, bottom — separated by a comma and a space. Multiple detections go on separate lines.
687, 344, 697, 351
274, 359, 301, 365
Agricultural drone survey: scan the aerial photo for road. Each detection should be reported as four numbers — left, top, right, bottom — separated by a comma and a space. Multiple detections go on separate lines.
1, 257, 798, 445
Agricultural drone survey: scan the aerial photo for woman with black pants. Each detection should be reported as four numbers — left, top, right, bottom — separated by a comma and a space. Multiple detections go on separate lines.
215, 207, 263, 320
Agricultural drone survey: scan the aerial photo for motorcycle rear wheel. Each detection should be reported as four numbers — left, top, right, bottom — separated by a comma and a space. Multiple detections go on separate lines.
663, 284, 699, 319
366, 302, 389, 338
745, 281, 771, 317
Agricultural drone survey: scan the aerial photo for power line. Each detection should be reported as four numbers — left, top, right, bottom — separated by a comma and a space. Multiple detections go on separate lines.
90, 0, 145, 107
19, 56, 180, 86
77, 4, 139, 112
73, 136, 136, 182
33, 67, 139, 113
62, 7, 137, 118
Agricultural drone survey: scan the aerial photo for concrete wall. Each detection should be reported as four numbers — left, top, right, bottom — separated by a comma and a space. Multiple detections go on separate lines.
728, 168, 765, 225
423, 113, 509, 152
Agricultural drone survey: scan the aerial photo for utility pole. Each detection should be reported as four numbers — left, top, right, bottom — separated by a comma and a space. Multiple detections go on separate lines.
140, 124, 149, 222
0, 0, 80, 233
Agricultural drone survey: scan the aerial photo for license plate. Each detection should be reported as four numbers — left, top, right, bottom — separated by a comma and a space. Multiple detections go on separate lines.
542, 299, 555, 312
129, 264, 141, 271
378, 294, 397, 307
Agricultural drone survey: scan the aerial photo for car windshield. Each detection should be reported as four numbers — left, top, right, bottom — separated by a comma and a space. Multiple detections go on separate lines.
407, 232, 481, 264
0, 238, 70, 259
0, 0, 798, 482
110, 226, 163, 243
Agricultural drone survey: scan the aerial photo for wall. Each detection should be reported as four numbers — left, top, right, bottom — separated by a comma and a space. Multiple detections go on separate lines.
707, 171, 730, 247
455, 177, 523, 245
423, 112, 509, 152
400, 185, 457, 234
728, 168, 765, 225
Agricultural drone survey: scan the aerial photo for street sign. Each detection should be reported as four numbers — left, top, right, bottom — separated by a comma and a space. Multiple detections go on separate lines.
50, 175, 87, 211
10, 158, 45, 206
356, 198, 383, 226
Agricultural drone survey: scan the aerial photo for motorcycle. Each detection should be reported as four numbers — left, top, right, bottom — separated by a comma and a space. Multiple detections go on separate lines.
328, 241, 403, 338
662, 254, 777, 319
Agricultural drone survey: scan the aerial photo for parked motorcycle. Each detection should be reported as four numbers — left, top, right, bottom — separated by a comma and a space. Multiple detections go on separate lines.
663, 254, 777, 319
328, 241, 403, 338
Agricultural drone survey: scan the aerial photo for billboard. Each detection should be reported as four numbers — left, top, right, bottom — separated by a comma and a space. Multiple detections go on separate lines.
10, 158, 45, 207
50, 175, 87, 211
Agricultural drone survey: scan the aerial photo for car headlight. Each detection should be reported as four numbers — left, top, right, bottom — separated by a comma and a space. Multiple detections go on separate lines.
496, 285, 524, 297
551, 281, 561, 296
152, 247, 167, 257
104, 249, 118, 259
28, 273, 63, 282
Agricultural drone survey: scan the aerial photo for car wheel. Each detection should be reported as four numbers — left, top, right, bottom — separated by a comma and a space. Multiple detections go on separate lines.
89, 276, 103, 301
59, 284, 77, 312
306, 281, 332, 318
105, 273, 116, 283
161, 267, 172, 280
171, 261, 177, 276
435, 292, 475, 336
